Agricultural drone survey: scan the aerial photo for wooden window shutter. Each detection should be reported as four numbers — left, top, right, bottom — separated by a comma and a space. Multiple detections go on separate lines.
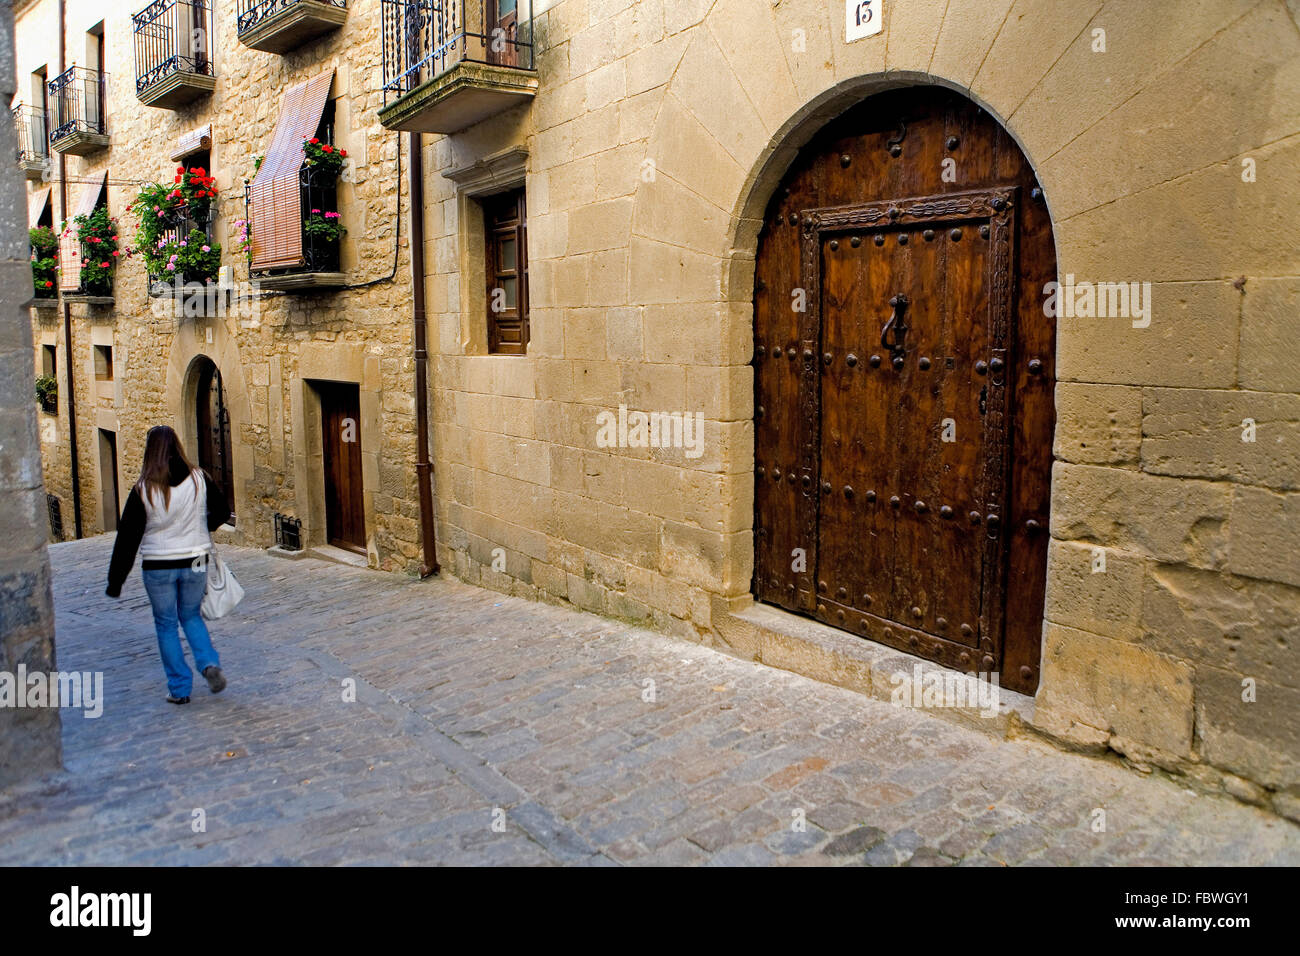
485, 188, 528, 355
28, 187, 50, 227
249, 71, 334, 272
59, 171, 106, 291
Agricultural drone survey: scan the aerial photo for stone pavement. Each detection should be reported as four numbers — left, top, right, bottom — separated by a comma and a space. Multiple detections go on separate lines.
2, 535, 1297, 866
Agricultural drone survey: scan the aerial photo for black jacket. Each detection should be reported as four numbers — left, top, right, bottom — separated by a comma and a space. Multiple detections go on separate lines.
106, 457, 229, 597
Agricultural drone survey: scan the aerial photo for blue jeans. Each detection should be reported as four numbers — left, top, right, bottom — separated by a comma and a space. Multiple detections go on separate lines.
142, 562, 220, 698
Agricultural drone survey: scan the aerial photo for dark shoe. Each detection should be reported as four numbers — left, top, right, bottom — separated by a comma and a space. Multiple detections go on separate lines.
166, 695, 190, 705
203, 666, 227, 694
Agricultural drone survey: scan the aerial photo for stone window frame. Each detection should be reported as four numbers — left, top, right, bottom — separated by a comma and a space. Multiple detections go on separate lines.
482, 186, 528, 355
443, 146, 529, 356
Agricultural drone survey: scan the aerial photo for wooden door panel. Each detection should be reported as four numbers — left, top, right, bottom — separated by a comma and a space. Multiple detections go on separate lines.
807, 191, 1011, 662
321, 383, 365, 553
753, 86, 1054, 694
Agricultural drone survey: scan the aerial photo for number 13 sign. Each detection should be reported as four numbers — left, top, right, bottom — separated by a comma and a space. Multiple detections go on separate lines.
845, 0, 883, 42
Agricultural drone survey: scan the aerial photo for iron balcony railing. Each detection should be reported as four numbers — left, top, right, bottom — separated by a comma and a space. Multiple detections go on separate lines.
12, 105, 49, 162
48, 66, 108, 142
147, 203, 218, 293
133, 0, 215, 96
380, 0, 534, 103
236, 0, 347, 35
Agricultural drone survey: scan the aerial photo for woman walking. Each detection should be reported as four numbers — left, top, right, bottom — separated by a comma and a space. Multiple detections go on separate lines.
106, 425, 230, 704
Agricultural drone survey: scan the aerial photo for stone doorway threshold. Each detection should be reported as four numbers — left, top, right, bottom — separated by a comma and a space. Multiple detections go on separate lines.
714, 598, 1035, 740
265, 543, 371, 569
308, 544, 371, 568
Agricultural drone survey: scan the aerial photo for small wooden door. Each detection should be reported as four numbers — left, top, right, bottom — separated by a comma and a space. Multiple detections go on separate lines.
753, 87, 1056, 695
319, 382, 365, 553
98, 428, 119, 532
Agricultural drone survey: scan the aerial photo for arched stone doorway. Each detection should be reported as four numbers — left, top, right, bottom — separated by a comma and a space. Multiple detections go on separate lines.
189, 355, 235, 525
751, 85, 1056, 696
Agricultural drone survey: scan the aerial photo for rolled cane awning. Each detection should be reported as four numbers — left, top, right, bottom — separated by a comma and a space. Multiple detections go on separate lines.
170, 124, 213, 162
249, 70, 334, 271
28, 187, 50, 227
59, 171, 107, 291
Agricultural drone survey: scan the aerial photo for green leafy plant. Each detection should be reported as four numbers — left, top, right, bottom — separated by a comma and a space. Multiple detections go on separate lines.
71, 206, 119, 297
303, 209, 345, 243
30, 226, 59, 298
302, 137, 347, 178
35, 374, 57, 411
159, 229, 222, 284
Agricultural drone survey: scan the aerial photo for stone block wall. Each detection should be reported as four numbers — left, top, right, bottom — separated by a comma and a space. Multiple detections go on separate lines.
419, 0, 1300, 812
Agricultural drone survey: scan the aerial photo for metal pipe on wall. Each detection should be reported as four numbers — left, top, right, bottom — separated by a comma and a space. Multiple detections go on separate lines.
409, 130, 438, 578
58, 0, 83, 539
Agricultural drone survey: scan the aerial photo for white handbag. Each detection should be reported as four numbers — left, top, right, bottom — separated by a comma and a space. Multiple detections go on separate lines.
201, 546, 245, 620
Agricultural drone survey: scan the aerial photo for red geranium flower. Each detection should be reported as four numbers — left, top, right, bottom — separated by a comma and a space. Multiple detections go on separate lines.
340, 149, 347, 158
309, 138, 319, 144
322, 144, 332, 154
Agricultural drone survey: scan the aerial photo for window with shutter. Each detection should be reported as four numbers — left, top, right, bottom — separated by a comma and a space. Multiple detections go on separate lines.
29, 187, 51, 228
248, 70, 333, 272
59, 171, 106, 291
483, 187, 528, 355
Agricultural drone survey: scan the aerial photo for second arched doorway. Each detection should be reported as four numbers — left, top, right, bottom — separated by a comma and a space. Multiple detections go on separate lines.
751, 85, 1057, 696
192, 355, 235, 526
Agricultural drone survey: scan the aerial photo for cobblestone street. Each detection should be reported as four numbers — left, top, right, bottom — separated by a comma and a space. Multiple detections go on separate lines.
2, 535, 1296, 866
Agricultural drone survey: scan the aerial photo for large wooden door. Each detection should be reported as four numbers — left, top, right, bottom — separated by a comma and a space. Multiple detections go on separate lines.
752, 87, 1056, 695
319, 382, 365, 553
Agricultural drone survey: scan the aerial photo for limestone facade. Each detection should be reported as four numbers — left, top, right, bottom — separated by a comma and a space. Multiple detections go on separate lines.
16, 0, 1300, 815
413, 0, 1300, 815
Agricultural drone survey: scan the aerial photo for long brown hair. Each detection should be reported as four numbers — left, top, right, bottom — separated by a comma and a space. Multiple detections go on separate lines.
136, 425, 198, 509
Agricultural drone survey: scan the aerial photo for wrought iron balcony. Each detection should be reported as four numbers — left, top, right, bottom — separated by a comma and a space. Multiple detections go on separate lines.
48, 67, 109, 155
245, 165, 345, 292
378, 0, 537, 134
237, 0, 348, 55
12, 105, 50, 181
133, 0, 216, 109
146, 204, 219, 297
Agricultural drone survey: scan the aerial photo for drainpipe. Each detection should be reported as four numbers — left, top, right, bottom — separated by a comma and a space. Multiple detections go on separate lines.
58, 0, 82, 539
409, 130, 438, 577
